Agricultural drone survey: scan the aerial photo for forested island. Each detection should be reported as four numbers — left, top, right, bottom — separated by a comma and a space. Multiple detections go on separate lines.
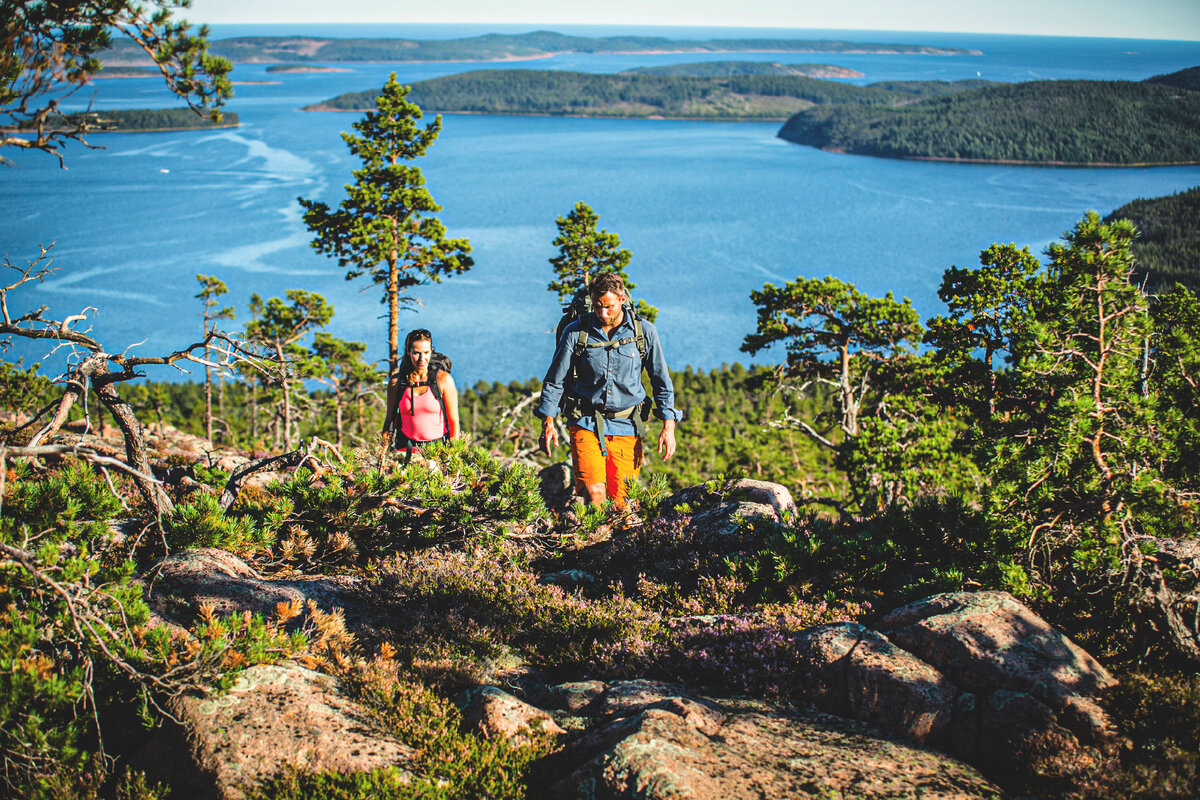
98, 30, 980, 66
777, 69, 1200, 165
624, 61, 864, 78
308, 68, 993, 120
265, 63, 351, 73
1107, 186, 1200, 290
13, 107, 240, 133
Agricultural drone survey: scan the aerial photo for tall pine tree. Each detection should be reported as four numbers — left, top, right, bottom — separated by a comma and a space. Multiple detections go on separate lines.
299, 73, 471, 375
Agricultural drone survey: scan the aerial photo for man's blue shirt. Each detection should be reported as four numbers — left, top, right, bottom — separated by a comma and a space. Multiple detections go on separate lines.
536, 311, 679, 437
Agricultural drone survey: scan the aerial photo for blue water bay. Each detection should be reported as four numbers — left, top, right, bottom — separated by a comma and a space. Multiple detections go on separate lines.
2, 27, 1199, 386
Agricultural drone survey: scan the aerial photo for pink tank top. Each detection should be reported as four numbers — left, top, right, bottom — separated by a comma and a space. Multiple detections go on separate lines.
399, 384, 447, 442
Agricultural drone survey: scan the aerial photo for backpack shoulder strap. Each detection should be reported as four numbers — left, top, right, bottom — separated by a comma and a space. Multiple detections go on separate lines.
430, 365, 451, 438
632, 311, 647, 360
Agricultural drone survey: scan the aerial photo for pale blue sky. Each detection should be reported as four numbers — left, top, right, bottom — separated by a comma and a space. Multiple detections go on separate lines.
185, 0, 1200, 41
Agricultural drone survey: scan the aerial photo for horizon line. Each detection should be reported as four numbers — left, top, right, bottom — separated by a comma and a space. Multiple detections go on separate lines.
190, 22, 1200, 44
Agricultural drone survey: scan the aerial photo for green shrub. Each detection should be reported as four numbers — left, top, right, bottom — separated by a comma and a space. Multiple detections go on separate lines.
731, 495, 1008, 608
1068, 671, 1200, 799
162, 491, 273, 556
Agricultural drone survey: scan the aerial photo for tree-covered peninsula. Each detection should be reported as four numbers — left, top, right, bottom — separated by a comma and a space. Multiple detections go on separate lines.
1106, 186, 1200, 291
623, 61, 864, 78
14, 107, 240, 133
99, 29, 980, 65
777, 72, 1200, 165
308, 69, 992, 121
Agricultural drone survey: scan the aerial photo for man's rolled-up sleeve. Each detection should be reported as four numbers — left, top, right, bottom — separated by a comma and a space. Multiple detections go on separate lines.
535, 331, 575, 419
644, 325, 680, 421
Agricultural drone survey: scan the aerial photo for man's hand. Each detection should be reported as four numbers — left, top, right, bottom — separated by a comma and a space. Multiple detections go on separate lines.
539, 417, 559, 456
657, 419, 677, 461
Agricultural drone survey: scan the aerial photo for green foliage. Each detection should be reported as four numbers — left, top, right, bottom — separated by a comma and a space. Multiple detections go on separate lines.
1068, 671, 1200, 799
546, 200, 659, 323
317, 68, 907, 120
981, 214, 1184, 593
1149, 284, 1200, 490
0, 360, 58, 427
199, 30, 971, 66
779, 79, 1200, 164
38, 107, 239, 132
162, 491, 273, 556
244, 766, 442, 800
548, 202, 633, 300
742, 275, 965, 511
4, 459, 124, 530
0, 460, 317, 797
208, 441, 550, 569
731, 496, 1009, 608
1104, 186, 1200, 291
299, 73, 472, 373
1145, 65, 1200, 91
3, 1, 233, 165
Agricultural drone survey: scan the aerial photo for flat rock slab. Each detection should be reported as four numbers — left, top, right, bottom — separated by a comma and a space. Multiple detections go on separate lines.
173, 663, 416, 800
543, 693, 1003, 800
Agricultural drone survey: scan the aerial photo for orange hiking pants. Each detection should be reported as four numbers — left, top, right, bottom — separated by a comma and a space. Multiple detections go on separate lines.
570, 426, 643, 507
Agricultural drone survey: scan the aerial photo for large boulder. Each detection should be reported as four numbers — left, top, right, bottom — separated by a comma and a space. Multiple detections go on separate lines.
536, 682, 1002, 800
877, 591, 1117, 783
146, 664, 416, 800
146, 548, 390, 639
457, 685, 566, 745
794, 623, 956, 742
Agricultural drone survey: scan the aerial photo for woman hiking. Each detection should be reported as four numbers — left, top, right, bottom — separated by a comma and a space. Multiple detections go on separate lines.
382, 329, 460, 458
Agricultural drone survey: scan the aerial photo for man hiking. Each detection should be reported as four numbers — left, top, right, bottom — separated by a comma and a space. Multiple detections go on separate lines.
537, 272, 679, 507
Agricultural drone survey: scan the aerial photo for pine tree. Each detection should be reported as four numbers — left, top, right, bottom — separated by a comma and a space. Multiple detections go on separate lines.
244, 291, 333, 451
196, 274, 234, 443
547, 201, 657, 321
299, 73, 472, 376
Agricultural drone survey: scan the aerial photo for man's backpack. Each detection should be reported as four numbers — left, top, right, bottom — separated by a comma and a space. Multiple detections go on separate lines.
555, 287, 651, 447
555, 286, 647, 362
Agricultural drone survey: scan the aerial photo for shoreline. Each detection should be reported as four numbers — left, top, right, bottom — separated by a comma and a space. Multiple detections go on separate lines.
103, 44, 982, 69
302, 105, 795, 122
817, 146, 1200, 168
0, 122, 241, 135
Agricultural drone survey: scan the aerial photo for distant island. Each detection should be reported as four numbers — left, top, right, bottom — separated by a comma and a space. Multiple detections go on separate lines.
307, 69, 993, 121
9, 108, 240, 133
623, 62, 864, 78
777, 69, 1200, 166
265, 64, 352, 74
1106, 186, 1200, 290
92, 66, 160, 79
98, 30, 981, 66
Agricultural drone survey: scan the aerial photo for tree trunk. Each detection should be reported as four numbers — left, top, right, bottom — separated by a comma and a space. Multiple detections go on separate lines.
388, 249, 400, 375
280, 343, 293, 451
205, 357, 214, 443
335, 391, 344, 450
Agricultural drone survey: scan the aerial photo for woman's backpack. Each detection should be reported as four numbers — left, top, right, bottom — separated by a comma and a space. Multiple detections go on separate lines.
392, 353, 452, 456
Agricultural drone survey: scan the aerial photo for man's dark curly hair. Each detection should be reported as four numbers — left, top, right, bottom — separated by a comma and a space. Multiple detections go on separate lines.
588, 272, 627, 300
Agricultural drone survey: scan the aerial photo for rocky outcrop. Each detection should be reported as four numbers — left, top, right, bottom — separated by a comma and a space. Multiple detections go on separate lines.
142, 489, 1116, 797
146, 548, 391, 638
531, 680, 1003, 799
877, 591, 1117, 782
457, 685, 566, 745
795, 623, 957, 742
139, 664, 416, 800
538, 462, 576, 512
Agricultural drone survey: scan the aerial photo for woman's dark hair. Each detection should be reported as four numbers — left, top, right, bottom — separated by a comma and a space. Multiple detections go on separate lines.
399, 329, 433, 385
398, 329, 452, 384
